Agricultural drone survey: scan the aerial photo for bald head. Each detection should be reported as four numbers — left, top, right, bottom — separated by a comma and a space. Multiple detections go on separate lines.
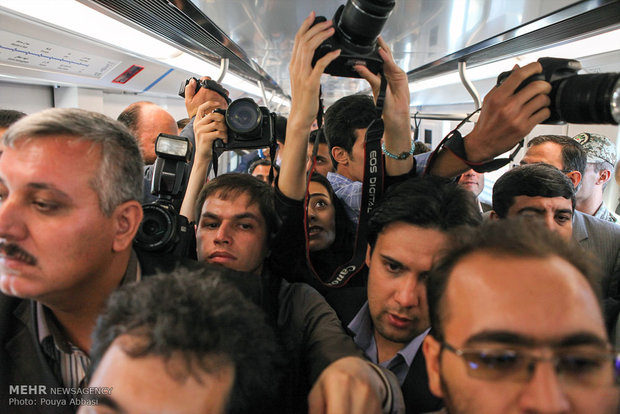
118, 102, 177, 164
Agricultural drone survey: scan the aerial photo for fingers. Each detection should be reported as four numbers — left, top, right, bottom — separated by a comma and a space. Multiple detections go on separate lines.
195, 101, 223, 119
307, 383, 326, 414
184, 78, 197, 101
496, 62, 544, 95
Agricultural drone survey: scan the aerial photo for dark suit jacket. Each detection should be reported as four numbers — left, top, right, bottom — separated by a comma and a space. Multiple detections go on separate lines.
332, 287, 443, 414
0, 250, 202, 413
573, 210, 620, 298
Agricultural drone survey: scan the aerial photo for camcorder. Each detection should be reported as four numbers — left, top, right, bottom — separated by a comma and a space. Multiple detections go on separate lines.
311, 0, 395, 78
134, 134, 197, 259
178, 77, 231, 103
497, 57, 620, 124
212, 97, 287, 151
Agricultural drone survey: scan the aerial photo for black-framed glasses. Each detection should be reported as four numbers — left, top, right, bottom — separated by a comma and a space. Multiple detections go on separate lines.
442, 342, 620, 388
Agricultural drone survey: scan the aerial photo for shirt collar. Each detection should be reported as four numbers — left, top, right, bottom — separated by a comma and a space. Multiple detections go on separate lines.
37, 249, 142, 352
348, 301, 430, 368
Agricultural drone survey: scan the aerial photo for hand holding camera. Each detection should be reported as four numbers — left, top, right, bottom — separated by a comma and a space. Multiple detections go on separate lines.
180, 76, 230, 118
497, 57, 620, 124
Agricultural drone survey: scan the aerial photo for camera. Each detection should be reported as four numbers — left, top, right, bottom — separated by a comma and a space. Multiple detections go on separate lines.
311, 0, 395, 78
178, 77, 231, 103
213, 97, 287, 151
497, 57, 620, 124
134, 134, 197, 259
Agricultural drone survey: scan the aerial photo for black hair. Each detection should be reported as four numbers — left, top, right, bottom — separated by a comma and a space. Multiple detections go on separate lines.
367, 175, 482, 250
492, 163, 575, 218
195, 173, 278, 243
89, 267, 283, 414
0, 109, 26, 129
528, 135, 586, 175
309, 172, 355, 253
177, 118, 190, 131
324, 95, 376, 159
426, 219, 603, 341
248, 158, 272, 174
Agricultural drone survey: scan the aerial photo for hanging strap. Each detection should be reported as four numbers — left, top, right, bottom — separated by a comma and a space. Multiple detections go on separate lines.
305, 73, 388, 287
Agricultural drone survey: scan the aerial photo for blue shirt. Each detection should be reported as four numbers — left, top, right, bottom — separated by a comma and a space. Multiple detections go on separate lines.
327, 152, 432, 225
348, 302, 430, 385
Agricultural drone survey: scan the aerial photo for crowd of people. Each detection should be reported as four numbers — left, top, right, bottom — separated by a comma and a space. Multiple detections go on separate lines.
1, 12, 619, 414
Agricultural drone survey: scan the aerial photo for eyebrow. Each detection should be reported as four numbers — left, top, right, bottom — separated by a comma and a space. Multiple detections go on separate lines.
378, 254, 409, 271
200, 211, 262, 222
309, 193, 329, 198
0, 179, 73, 201
464, 330, 609, 349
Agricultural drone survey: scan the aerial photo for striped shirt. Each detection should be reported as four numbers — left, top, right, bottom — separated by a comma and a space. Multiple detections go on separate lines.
36, 250, 141, 389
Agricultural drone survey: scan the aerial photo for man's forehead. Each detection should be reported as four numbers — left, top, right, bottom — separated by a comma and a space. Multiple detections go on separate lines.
511, 195, 572, 211
523, 142, 564, 168
203, 191, 263, 217
444, 252, 604, 337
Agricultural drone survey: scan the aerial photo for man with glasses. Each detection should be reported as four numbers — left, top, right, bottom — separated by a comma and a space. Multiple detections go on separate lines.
423, 219, 620, 413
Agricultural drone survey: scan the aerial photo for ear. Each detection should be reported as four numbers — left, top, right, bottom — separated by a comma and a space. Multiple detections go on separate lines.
111, 200, 144, 252
423, 335, 445, 398
489, 210, 499, 221
597, 169, 611, 186
331, 146, 349, 166
365, 244, 372, 268
565, 170, 582, 189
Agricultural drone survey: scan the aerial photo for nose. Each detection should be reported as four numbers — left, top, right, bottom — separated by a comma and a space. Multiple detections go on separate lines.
213, 221, 232, 244
543, 213, 559, 234
518, 359, 570, 413
0, 196, 27, 241
393, 274, 421, 308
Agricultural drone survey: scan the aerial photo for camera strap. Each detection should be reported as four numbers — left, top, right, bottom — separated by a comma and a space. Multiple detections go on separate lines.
304, 73, 387, 287
426, 109, 523, 174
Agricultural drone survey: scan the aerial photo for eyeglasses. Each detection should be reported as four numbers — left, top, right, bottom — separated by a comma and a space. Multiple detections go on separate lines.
442, 342, 620, 388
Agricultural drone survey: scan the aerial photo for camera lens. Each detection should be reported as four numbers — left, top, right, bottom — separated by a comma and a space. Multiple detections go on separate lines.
134, 204, 175, 251
337, 0, 395, 52
551, 73, 620, 124
226, 98, 262, 136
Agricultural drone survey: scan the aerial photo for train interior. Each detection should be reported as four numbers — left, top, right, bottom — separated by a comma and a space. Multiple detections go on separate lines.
0, 0, 619, 208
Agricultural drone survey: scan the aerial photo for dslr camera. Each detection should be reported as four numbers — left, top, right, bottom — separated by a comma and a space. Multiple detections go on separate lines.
213, 97, 286, 151
134, 134, 196, 259
497, 57, 620, 124
311, 0, 395, 78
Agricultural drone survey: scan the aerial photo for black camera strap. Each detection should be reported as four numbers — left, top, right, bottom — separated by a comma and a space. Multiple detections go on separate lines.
305, 73, 387, 287
426, 108, 523, 174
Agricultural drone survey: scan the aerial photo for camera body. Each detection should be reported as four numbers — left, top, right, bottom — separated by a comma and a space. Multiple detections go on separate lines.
213, 97, 285, 151
497, 57, 620, 124
178, 77, 231, 103
134, 134, 197, 259
311, 0, 395, 78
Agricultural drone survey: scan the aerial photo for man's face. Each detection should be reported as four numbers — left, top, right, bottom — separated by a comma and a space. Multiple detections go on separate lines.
307, 181, 336, 251
196, 192, 269, 275
338, 128, 366, 182
307, 142, 335, 177
80, 335, 234, 414
0, 137, 119, 303
367, 223, 446, 359
576, 163, 597, 202
521, 142, 565, 170
136, 105, 178, 164
506, 195, 573, 240
251, 164, 272, 184
458, 170, 485, 197
425, 252, 619, 414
